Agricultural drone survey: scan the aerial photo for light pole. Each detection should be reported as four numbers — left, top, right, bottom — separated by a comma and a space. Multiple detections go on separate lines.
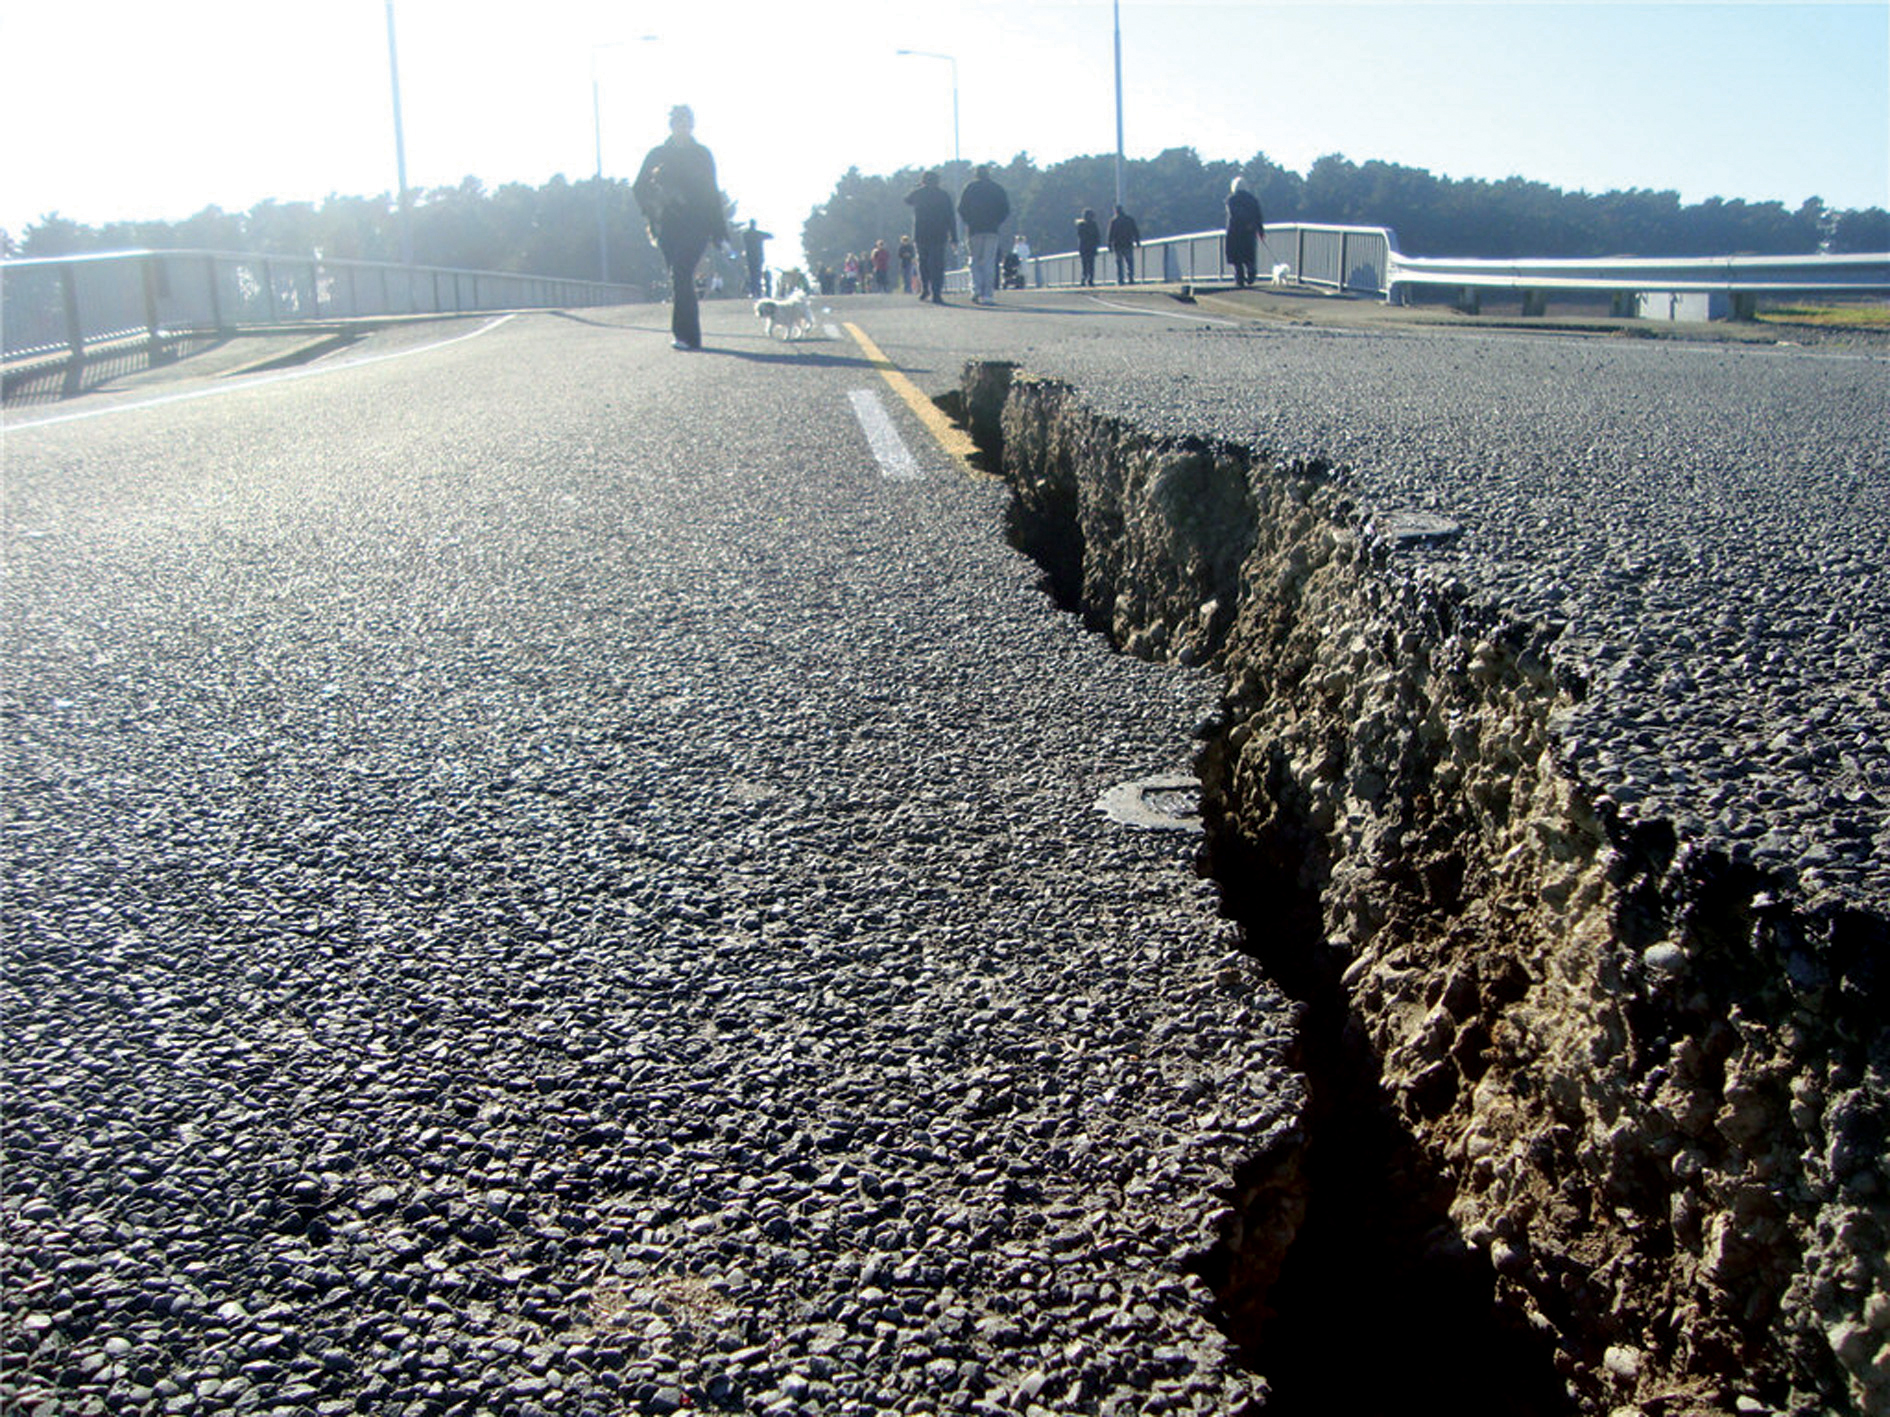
1113, 0, 1125, 210
386, 0, 413, 266
592, 36, 658, 286
895, 49, 959, 168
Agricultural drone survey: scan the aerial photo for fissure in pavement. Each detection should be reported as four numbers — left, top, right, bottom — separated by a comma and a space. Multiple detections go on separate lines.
948, 360, 1887, 1417
946, 367, 1569, 1413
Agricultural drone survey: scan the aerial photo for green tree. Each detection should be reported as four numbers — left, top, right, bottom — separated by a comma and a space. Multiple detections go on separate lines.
1239, 153, 1304, 226
1831, 206, 1890, 252
1020, 153, 1116, 250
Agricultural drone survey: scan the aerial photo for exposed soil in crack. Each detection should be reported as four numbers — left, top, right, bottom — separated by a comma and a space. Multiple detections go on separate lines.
1194, 798, 1572, 1416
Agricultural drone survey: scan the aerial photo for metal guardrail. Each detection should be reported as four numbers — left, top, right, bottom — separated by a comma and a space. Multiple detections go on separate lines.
2, 248, 646, 380
949, 223, 1888, 316
1385, 250, 1890, 297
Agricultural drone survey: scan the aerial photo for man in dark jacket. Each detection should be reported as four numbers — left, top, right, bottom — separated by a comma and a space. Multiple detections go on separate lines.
1107, 204, 1141, 285
633, 104, 729, 350
903, 171, 957, 304
957, 165, 1011, 304
741, 219, 772, 298
1075, 208, 1102, 286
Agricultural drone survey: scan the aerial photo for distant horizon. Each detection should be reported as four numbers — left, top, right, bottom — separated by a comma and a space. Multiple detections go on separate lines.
3, 1, 1885, 263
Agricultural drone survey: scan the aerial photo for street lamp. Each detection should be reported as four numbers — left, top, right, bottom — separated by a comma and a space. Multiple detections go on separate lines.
1113, 0, 1125, 210
895, 49, 959, 167
592, 35, 658, 285
386, 0, 413, 266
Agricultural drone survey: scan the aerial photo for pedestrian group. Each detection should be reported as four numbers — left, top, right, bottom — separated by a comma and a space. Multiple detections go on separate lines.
634, 105, 1272, 350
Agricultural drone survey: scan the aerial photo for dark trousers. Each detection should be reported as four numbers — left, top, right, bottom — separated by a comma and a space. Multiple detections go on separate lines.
1079, 251, 1097, 285
918, 241, 947, 300
1113, 247, 1135, 284
661, 231, 710, 347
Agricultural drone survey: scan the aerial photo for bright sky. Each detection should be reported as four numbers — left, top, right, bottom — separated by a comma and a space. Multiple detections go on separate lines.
3, 1, 1886, 267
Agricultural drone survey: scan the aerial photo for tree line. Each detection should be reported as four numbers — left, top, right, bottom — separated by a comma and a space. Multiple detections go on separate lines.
804, 149, 1889, 268
6, 175, 683, 289
9, 149, 1886, 279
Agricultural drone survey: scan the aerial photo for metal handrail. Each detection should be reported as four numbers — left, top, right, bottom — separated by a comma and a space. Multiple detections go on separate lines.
1386, 250, 1890, 298
946, 224, 1889, 309
2, 248, 647, 366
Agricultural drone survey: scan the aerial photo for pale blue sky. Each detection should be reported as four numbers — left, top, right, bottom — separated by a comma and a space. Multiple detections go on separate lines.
3, 1, 1885, 258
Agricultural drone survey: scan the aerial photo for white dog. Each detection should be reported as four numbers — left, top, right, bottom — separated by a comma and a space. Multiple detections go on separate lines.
1269, 262, 1295, 287
755, 293, 816, 340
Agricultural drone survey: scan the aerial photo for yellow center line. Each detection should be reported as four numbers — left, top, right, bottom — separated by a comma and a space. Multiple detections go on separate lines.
842, 322, 987, 475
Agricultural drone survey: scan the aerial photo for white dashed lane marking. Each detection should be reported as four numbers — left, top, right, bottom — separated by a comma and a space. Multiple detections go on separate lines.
847, 388, 923, 481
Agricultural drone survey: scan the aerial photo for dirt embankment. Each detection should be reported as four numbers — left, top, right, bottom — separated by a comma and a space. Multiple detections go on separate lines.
962, 361, 1889, 1417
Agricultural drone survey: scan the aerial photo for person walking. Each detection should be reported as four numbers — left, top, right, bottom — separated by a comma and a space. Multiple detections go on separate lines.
958, 165, 1010, 305
872, 239, 892, 293
632, 104, 729, 351
1075, 208, 1102, 286
1225, 176, 1265, 289
741, 219, 772, 298
903, 170, 957, 303
897, 234, 916, 293
1107, 204, 1141, 285
631, 103, 725, 353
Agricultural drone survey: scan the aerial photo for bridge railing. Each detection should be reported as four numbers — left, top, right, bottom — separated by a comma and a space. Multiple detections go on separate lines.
2, 248, 646, 369
1384, 249, 1890, 316
946, 222, 1396, 296
948, 223, 1888, 316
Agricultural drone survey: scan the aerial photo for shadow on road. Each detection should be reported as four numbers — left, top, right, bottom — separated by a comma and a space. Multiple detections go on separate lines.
697, 345, 875, 369
548, 309, 876, 368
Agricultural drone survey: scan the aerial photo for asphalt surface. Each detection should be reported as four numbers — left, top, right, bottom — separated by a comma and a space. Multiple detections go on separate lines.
4, 286, 1884, 1415
3, 301, 1296, 1417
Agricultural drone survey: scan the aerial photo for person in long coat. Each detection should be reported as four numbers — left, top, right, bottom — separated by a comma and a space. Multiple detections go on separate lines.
1225, 176, 1265, 289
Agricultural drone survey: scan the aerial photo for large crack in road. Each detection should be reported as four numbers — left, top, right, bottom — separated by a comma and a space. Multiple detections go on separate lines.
961, 358, 1887, 1416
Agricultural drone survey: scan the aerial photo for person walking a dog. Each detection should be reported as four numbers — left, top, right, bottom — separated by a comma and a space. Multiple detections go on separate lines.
903, 170, 957, 304
632, 104, 730, 350
958, 165, 1011, 305
1075, 208, 1102, 286
1107, 203, 1141, 285
1224, 176, 1265, 289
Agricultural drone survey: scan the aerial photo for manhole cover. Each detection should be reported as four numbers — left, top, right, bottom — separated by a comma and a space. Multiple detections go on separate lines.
1096, 774, 1203, 832
1375, 510, 1462, 547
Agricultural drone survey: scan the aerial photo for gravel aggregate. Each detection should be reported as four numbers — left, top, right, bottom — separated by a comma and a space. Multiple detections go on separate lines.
2, 308, 1295, 1415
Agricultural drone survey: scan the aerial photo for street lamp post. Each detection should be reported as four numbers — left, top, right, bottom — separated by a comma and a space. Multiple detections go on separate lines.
386, 0, 414, 266
895, 49, 959, 168
1113, 0, 1125, 210
592, 45, 618, 284
592, 36, 658, 287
